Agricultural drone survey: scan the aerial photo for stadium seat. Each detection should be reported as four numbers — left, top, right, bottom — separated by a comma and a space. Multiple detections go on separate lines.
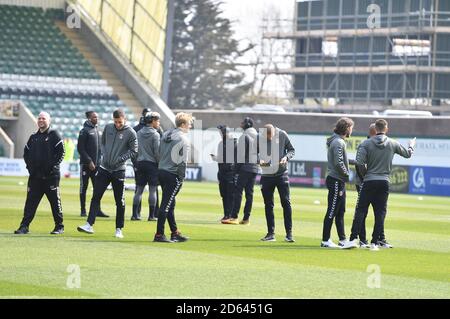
0, 4, 137, 153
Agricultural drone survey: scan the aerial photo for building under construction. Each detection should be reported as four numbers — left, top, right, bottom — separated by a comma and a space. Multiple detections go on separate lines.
264, 0, 450, 114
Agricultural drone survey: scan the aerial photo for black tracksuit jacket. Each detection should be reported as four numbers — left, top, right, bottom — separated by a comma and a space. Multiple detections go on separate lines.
77, 120, 101, 166
24, 127, 65, 179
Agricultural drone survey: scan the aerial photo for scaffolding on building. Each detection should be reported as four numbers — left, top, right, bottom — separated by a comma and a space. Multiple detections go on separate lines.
262, 0, 450, 114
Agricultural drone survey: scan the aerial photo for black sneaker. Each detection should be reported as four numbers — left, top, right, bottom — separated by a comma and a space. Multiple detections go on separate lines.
130, 216, 141, 221
147, 216, 157, 221
14, 226, 29, 235
261, 233, 276, 242
80, 211, 87, 217
97, 211, 110, 218
50, 226, 64, 235
377, 239, 393, 248
153, 234, 173, 243
285, 233, 295, 243
239, 219, 250, 225
170, 232, 189, 242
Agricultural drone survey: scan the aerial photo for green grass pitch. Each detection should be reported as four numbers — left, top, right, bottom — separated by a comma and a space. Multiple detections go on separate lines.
0, 176, 449, 298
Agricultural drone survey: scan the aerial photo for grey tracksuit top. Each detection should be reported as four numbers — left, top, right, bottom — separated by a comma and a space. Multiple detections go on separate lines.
356, 134, 414, 182
236, 127, 260, 174
100, 123, 138, 172
260, 128, 295, 177
158, 128, 190, 180
326, 133, 350, 182
136, 126, 160, 163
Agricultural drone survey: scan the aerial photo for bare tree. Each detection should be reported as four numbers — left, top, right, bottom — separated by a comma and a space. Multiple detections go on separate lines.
232, 4, 295, 105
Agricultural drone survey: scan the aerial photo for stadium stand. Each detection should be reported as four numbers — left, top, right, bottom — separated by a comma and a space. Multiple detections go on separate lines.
0, 144, 4, 157
0, 5, 137, 150
0, 6, 97, 78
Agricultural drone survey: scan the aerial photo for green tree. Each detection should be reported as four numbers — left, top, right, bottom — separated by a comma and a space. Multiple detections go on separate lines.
168, 0, 251, 109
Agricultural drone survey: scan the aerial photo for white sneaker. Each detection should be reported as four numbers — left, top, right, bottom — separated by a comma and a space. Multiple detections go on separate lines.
370, 243, 380, 251
321, 239, 339, 248
359, 241, 371, 248
77, 223, 94, 234
338, 239, 349, 247
377, 240, 393, 248
115, 228, 124, 239
341, 239, 358, 249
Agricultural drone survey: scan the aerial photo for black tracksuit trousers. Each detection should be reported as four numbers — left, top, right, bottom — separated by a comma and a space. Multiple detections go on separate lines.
218, 170, 235, 219
20, 176, 63, 228
261, 173, 292, 235
231, 171, 257, 220
80, 165, 104, 215
87, 168, 125, 229
353, 184, 386, 242
133, 165, 160, 218
350, 180, 389, 244
354, 184, 368, 242
322, 176, 347, 242
156, 170, 183, 235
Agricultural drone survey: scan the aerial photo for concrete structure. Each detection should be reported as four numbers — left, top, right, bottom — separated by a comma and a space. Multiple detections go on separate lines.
68, 0, 176, 128
189, 110, 450, 137
0, 102, 36, 158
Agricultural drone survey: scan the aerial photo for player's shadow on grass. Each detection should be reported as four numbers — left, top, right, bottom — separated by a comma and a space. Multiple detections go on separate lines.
0, 233, 59, 238
191, 238, 256, 242
68, 237, 254, 244
236, 244, 326, 250
180, 220, 221, 225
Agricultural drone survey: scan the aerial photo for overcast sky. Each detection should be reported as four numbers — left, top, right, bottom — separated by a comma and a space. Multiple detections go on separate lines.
219, 0, 296, 100
220, 0, 295, 40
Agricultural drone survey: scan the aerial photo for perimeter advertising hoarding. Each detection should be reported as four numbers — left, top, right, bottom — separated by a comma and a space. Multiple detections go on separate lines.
347, 165, 410, 194
287, 160, 327, 188
255, 161, 326, 188
0, 158, 27, 176
262, 160, 409, 193
0, 159, 202, 182
409, 166, 450, 197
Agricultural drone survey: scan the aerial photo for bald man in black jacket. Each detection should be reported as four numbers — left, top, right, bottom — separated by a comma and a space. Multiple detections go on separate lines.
15, 112, 65, 235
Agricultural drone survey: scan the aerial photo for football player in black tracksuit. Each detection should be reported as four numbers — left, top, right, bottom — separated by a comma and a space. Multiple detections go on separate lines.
212, 125, 237, 223
77, 111, 108, 218
77, 110, 138, 238
259, 124, 295, 243
14, 112, 65, 235
132, 112, 161, 221
321, 117, 354, 248
153, 112, 192, 243
346, 119, 415, 250
224, 117, 259, 225
350, 123, 377, 248
133, 107, 163, 219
